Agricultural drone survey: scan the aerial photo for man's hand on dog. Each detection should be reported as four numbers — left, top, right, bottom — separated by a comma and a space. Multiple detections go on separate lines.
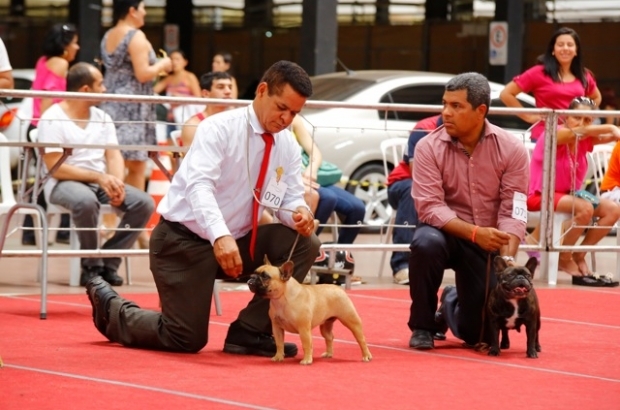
293, 207, 317, 237
474, 227, 511, 252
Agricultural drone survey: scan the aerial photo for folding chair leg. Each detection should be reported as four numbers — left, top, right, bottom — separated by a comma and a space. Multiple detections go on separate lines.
124, 257, 132, 285
213, 279, 222, 316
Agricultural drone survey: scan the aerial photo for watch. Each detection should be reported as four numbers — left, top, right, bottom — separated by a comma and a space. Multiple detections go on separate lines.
501, 256, 515, 263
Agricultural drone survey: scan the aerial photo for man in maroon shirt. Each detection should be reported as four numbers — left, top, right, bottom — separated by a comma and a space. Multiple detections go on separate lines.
408, 72, 529, 350
387, 114, 442, 286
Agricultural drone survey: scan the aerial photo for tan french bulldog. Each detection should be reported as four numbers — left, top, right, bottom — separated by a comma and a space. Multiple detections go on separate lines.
247, 257, 372, 365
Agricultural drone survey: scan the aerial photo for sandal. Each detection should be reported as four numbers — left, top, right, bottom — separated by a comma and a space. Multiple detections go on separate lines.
571, 275, 605, 287
593, 273, 620, 288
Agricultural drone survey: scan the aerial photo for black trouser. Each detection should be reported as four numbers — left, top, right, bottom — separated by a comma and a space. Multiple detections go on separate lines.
407, 223, 497, 346
105, 218, 321, 352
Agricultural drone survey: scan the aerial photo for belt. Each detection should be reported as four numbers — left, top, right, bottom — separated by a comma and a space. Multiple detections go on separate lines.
161, 218, 205, 242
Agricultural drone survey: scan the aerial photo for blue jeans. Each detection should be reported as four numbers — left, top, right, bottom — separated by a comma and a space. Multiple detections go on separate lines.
387, 179, 417, 275
49, 181, 154, 271
314, 185, 365, 244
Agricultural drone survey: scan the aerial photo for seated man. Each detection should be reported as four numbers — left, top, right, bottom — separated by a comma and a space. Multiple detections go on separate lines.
38, 62, 155, 286
408, 72, 529, 350
180, 71, 234, 147
387, 114, 442, 285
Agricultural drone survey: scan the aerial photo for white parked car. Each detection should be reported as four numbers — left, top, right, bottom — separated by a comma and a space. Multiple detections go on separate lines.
0, 69, 35, 172
301, 70, 536, 226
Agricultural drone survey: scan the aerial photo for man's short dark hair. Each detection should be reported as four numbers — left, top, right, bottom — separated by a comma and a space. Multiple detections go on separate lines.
260, 60, 313, 98
199, 71, 232, 91
445, 72, 491, 116
66, 62, 96, 92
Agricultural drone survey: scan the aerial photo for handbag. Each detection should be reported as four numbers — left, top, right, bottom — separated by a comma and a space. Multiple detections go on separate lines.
301, 151, 343, 187
574, 189, 600, 208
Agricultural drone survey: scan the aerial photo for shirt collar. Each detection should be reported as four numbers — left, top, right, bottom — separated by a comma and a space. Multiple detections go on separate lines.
438, 119, 495, 144
248, 103, 280, 144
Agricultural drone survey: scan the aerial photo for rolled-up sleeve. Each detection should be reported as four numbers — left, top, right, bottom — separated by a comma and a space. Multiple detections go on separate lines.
497, 142, 529, 240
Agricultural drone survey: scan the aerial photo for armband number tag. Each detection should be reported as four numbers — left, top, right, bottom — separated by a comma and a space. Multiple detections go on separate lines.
512, 192, 528, 223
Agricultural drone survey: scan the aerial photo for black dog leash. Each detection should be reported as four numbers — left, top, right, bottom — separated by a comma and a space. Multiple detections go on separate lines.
474, 254, 492, 352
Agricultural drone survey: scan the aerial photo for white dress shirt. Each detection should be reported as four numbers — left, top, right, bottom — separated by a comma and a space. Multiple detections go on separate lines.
158, 104, 309, 243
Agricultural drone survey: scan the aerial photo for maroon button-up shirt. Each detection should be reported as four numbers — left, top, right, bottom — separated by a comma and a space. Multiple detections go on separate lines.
412, 120, 529, 240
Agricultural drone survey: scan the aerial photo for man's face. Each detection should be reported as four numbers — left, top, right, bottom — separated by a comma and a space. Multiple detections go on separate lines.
204, 79, 233, 100
441, 89, 486, 139
254, 82, 307, 134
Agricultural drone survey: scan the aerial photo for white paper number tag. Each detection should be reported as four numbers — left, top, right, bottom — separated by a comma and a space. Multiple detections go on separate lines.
261, 177, 287, 209
512, 192, 528, 223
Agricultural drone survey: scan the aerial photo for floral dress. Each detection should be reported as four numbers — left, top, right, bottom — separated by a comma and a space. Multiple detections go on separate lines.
100, 29, 157, 161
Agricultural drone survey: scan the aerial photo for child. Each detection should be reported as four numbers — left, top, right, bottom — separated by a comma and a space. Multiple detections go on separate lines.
528, 96, 620, 287
153, 50, 201, 127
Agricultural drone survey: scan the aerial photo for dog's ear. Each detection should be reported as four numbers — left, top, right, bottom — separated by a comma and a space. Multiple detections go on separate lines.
279, 260, 295, 281
525, 256, 538, 278
263, 255, 272, 266
494, 256, 508, 274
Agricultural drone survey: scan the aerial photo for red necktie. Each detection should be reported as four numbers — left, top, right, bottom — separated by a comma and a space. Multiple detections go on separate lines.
250, 132, 274, 260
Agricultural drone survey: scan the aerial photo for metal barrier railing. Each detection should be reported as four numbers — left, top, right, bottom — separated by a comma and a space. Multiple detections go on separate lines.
1, 88, 619, 317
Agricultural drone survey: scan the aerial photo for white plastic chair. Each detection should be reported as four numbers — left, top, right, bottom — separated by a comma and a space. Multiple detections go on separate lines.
0, 132, 43, 246
524, 141, 572, 285
378, 137, 408, 278
587, 144, 620, 280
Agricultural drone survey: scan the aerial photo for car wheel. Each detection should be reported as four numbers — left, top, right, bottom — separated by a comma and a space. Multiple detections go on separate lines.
345, 163, 392, 229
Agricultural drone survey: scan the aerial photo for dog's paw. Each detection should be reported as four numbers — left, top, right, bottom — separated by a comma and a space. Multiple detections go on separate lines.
500, 341, 510, 349
299, 357, 313, 365
321, 352, 333, 359
536, 344, 542, 352
488, 346, 501, 356
526, 349, 538, 358
271, 354, 285, 362
362, 354, 372, 362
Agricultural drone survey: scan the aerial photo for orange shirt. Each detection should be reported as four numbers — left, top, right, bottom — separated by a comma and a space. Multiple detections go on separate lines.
600, 142, 620, 192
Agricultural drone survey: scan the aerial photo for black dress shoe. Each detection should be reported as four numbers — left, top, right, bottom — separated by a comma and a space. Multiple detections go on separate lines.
409, 329, 434, 350
85, 276, 119, 339
434, 285, 454, 338
101, 266, 123, 286
80, 266, 102, 287
223, 320, 298, 357
572, 275, 605, 287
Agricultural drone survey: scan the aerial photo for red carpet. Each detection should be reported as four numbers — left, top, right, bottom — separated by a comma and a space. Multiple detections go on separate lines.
1, 287, 619, 410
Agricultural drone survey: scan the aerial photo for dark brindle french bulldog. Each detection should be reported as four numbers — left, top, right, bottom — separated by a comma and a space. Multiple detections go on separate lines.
247, 256, 372, 365
487, 256, 541, 358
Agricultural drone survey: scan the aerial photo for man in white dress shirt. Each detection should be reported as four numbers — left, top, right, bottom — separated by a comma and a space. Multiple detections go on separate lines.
86, 60, 321, 357
38, 62, 154, 286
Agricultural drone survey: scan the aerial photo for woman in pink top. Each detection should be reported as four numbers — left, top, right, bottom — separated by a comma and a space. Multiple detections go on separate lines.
31, 23, 80, 128
500, 27, 601, 143
527, 97, 620, 287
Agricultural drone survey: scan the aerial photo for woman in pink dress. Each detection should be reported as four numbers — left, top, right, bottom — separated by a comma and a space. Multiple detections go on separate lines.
527, 97, 620, 287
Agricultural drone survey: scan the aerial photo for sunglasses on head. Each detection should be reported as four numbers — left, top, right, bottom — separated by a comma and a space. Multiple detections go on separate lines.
571, 96, 596, 107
